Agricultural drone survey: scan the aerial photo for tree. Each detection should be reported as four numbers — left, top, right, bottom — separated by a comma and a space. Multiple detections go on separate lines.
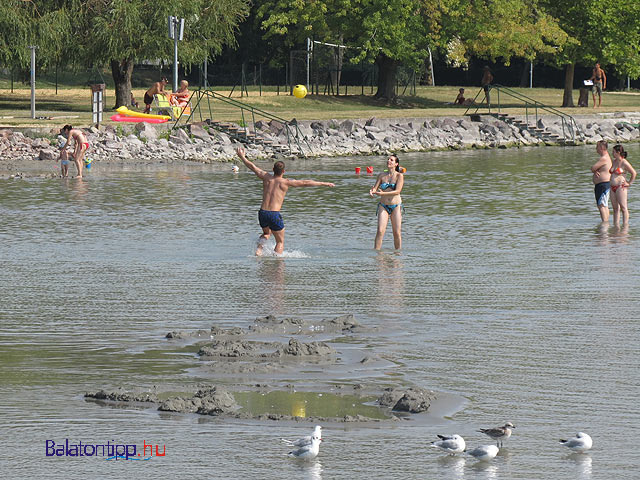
258, 0, 439, 101
539, 0, 640, 106
439, 0, 569, 83
77, 0, 249, 108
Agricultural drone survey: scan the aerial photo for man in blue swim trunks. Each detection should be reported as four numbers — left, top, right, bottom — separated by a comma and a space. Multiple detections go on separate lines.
237, 147, 335, 255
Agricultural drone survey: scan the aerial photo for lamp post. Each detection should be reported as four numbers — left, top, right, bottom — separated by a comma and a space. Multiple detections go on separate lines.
168, 16, 185, 92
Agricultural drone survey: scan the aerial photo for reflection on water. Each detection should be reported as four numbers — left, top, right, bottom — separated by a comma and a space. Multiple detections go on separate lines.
470, 460, 499, 479
375, 252, 405, 313
257, 258, 286, 314
294, 459, 323, 480
437, 454, 466, 478
565, 453, 592, 479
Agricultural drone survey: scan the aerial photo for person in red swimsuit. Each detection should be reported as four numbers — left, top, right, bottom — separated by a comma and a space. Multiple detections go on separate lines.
610, 144, 637, 225
60, 125, 89, 178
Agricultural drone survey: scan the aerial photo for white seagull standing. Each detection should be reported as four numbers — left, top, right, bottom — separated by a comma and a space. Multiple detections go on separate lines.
288, 434, 321, 460
479, 422, 515, 447
560, 432, 593, 453
431, 434, 466, 455
466, 445, 499, 461
282, 425, 322, 447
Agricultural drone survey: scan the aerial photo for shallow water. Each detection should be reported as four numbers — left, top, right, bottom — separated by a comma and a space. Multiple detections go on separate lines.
1, 145, 639, 479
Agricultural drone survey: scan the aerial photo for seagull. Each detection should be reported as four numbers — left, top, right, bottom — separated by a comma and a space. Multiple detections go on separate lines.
282, 425, 322, 447
431, 434, 466, 455
288, 434, 321, 460
231, 165, 240, 173
479, 422, 515, 447
466, 445, 499, 461
560, 432, 593, 453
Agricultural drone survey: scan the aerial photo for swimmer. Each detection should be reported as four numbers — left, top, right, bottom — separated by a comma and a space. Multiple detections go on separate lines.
610, 144, 636, 225
236, 147, 335, 255
590, 140, 612, 222
370, 154, 404, 250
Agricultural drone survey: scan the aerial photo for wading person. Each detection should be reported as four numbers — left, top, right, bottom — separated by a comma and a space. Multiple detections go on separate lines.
236, 147, 335, 255
591, 140, 612, 223
370, 154, 404, 250
610, 144, 636, 225
59, 125, 89, 178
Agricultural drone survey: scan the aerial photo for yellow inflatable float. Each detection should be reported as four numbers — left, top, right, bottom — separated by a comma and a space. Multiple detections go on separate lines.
116, 106, 171, 120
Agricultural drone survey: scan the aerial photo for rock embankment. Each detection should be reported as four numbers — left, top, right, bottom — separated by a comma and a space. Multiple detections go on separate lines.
2, 113, 639, 170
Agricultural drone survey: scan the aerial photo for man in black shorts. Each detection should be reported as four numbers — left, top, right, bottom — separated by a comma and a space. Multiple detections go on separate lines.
143, 77, 169, 114
236, 147, 335, 255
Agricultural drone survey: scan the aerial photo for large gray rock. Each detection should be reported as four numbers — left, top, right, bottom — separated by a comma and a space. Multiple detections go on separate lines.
38, 148, 57, 161
135, 122, 158, 141
189, 123, 212, 141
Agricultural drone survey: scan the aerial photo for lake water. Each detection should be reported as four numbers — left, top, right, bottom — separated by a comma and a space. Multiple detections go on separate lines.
1, 144, 639, 479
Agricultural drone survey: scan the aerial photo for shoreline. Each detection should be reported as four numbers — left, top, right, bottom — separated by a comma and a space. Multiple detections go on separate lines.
1, 111, 639, 178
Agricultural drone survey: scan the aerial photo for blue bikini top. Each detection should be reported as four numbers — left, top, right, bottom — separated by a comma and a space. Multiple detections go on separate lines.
380, 182, 396, 190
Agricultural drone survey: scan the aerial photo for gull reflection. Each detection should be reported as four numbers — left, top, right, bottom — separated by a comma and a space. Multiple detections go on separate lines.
295, 459, 323, 480
564, 453, 592, 480
437, 455, 465, 478
471, 460, 499, 479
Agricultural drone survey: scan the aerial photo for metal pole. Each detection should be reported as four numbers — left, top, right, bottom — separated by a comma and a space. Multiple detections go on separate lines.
529, 61, 533, 88
628, 75, 631, 91
204, 58, 208, 89
29, 46, 37, 119
306, 37, 311, 90
173, 20, 179, 92
428, 47, 435, 86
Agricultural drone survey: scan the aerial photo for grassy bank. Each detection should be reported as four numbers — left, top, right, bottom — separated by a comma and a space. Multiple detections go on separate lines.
1, 83, 640, 129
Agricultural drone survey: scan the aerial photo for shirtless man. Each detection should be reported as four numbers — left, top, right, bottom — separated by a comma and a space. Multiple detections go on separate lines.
590, 140, 612, 222
143, 77, 169, 114
481, 66, 494, 104
60, 125, 89, 178
236, 147, 335, 255
589, 63, 606, 108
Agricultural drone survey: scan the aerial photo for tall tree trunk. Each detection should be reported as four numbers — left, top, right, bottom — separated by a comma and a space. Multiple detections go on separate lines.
562, 63, 575, 107
375, 54, 398, 101
111, 58, 134, 109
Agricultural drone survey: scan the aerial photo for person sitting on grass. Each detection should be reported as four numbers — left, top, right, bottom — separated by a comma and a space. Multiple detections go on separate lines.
453, 88, 475, 106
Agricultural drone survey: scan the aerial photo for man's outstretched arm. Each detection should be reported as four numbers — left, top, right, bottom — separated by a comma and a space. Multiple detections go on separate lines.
286, 179, 335, 188
237, 147, 267, 178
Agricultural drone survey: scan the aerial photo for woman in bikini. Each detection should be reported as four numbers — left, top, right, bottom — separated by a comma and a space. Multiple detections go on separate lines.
60, 125, 89, 178
370, 154, 404, 250
610, 144, 636, 225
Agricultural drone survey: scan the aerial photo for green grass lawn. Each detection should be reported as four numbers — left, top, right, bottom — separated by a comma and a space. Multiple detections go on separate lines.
1, 80, 639, 129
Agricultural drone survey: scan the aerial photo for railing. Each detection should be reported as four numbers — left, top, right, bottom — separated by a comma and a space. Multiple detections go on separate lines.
171, 89, 312, 156
465, 84, 582, 144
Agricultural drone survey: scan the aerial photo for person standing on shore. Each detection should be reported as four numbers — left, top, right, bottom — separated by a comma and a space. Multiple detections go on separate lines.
610, 144, 636, 225
59, 125, 89, 178
481, 66, 494, 104
589, 63, 606, 108
143, 77, 169, 114
236, 147, 335, 255
370, 154, 404, 250
591, 140, 612, 223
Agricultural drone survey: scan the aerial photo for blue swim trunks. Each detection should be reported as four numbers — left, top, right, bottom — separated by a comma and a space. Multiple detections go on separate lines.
594, 181, 610, 207
258, 209, 284, 231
